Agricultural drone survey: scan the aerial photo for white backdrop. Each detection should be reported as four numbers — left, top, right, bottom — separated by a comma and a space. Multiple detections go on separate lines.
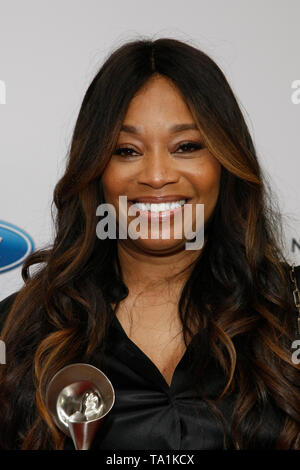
0, 0, 299, 300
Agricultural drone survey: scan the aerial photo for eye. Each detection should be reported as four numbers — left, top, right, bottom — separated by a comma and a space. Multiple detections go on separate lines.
175, 142, 204, 153
113, 146, 139, 157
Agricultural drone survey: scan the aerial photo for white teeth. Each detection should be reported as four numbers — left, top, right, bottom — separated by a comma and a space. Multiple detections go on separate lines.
132, 199, 186, 212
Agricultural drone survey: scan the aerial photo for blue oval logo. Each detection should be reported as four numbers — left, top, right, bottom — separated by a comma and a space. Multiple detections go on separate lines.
0, 221, 34, 274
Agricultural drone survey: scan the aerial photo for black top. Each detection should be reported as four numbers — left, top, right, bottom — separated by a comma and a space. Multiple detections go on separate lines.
0, 265, 300, 450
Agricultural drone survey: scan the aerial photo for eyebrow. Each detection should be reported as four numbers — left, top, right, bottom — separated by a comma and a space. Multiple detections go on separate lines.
120, 123, 200, 135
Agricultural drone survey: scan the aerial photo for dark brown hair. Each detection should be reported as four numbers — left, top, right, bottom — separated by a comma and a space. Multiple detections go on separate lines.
0, 36, 299, 450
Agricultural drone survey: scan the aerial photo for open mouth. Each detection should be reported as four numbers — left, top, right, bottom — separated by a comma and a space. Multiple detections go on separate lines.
127, 198, 191, 220
129, 198, 190, 211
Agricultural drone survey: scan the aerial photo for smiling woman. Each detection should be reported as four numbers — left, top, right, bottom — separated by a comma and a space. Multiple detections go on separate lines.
101, 74, 220, 256
0, 37, 300, 450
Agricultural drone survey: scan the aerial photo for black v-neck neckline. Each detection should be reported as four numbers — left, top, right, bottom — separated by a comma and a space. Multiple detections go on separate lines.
110, 313, 199, 393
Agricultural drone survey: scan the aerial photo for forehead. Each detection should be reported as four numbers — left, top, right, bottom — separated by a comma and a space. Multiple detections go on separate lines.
121, 76, 198, 135
120, 122, 200, 136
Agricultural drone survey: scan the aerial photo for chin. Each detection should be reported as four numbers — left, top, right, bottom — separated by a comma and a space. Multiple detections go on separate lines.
130, 236, 187, 252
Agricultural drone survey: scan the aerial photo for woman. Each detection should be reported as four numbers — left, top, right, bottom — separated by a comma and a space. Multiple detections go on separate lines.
0, 37, 300, 450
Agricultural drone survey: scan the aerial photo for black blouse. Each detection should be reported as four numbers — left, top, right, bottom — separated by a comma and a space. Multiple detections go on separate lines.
0, 265, 300, 450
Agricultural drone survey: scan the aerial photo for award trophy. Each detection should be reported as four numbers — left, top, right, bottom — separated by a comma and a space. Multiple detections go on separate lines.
46, 363, 115, 450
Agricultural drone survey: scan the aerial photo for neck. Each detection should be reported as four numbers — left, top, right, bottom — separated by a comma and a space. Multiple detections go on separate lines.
116, 240, 200, 297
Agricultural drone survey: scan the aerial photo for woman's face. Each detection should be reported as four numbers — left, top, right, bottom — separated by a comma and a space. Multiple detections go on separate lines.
101, 75, 221, 254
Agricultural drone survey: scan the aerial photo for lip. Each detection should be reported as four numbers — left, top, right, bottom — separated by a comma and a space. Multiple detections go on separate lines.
130, 204, 186, 222
129, 195, 191, 203
127, 198, 191, 223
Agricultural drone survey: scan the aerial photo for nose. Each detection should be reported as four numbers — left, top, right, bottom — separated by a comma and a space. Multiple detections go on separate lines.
136, 147, 180, 188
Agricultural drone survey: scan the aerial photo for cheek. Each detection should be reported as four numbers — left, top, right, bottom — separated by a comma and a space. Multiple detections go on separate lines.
102, 160, 137, 201
190, 160, 221, 198
101, 164, 122, 201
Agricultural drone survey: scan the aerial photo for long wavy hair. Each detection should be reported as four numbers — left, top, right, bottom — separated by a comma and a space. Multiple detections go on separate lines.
0, 37, 299, 450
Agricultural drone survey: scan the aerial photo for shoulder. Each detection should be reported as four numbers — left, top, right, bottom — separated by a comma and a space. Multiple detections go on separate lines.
287, 264, 300, 293
0, 291, 19, 333
281, 262, 300, 284
294, 265, 300, 284
291, 265, 300, 307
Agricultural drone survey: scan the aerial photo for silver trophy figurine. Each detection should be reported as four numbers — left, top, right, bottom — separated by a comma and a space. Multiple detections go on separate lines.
46, 363, 115, 450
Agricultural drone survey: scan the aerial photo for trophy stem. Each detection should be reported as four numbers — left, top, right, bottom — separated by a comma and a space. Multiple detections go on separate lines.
68, 420, 103, 450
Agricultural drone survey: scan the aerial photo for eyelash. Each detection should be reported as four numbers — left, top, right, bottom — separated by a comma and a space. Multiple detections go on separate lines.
113, 142, 204, 157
